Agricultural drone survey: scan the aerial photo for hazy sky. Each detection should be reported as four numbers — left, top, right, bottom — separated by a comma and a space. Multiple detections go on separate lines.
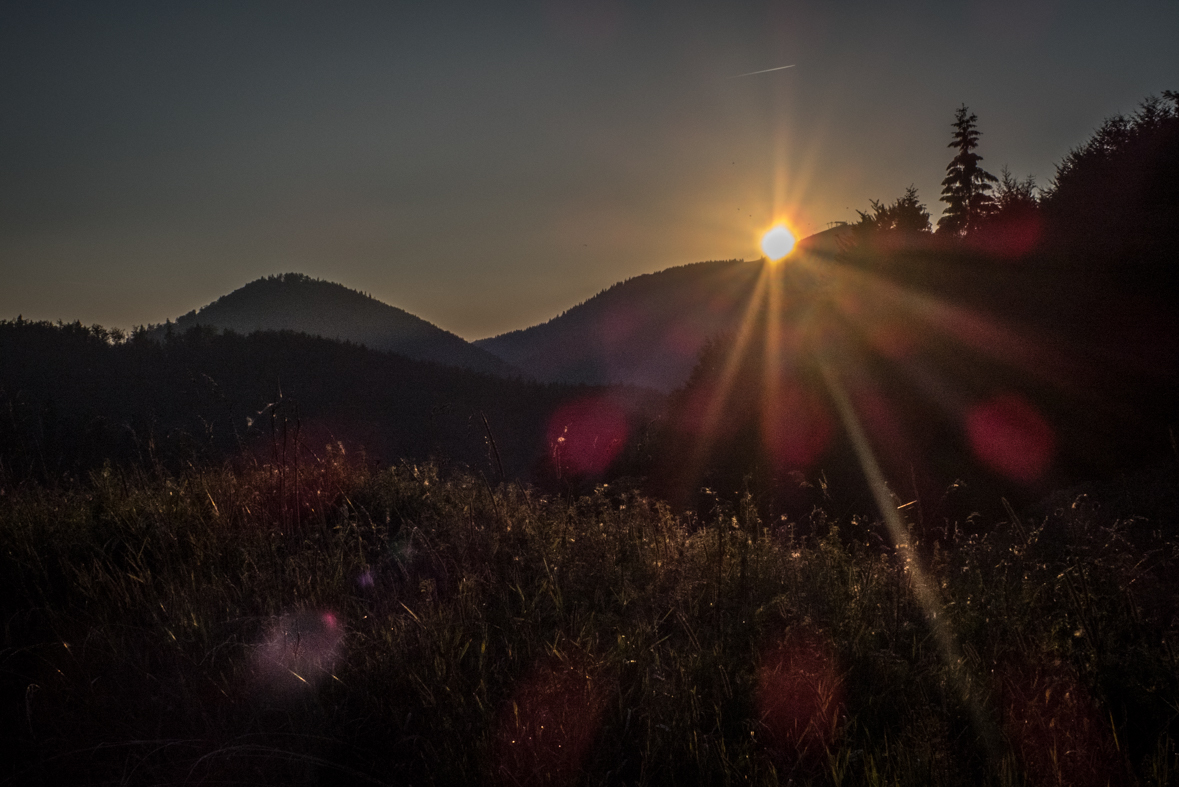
3, 1, 1176, 339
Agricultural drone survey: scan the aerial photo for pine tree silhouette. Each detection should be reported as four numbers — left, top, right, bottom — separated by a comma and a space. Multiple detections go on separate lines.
854, 186, 931, 235
937, 105, 998, 237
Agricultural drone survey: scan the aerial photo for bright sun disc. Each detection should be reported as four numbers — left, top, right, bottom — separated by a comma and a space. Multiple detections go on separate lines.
761, 225, 796, 260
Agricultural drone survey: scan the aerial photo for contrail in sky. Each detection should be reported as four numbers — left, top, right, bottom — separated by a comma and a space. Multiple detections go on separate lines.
728, 64, 795, 79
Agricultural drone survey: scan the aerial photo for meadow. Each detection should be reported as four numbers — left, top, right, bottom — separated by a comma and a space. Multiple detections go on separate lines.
2, 449, 1177, 785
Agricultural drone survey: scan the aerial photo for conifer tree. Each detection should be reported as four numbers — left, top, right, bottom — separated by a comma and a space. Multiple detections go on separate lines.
856, 185, 931, 235
937, 105, 998, 236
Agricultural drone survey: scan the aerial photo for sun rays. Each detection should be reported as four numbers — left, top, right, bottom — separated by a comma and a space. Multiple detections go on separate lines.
673, 235, 1070, 494
818, 360, 1003, 759
667, 237, 1080, 764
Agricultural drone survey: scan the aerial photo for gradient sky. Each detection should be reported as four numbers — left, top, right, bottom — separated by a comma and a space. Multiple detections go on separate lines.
2, 1, 1176, 339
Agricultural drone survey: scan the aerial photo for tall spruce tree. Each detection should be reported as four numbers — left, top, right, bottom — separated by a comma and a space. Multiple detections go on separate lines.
937, 105, 998, 236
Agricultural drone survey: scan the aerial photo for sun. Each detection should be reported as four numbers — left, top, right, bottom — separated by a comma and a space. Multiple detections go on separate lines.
760, 225, 796, 261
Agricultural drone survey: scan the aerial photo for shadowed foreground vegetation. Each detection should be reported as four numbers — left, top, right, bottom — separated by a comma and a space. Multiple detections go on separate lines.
2, 454, 1177, 786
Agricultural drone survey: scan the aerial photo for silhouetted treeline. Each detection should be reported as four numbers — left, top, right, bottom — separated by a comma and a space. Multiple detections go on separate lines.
844, 93, 1179, 378
848, 92, 1177, 263
0, 319, 658, 484
655, 92, 1179, 523
1042, 92, 1179, 293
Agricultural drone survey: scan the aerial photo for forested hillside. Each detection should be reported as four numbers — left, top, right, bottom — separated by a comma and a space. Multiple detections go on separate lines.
476, 260, 763, 390
0, 320, 658, 483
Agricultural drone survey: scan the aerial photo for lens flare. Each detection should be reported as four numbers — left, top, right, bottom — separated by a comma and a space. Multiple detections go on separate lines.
995, 653, 1121, 786
253, 610, 344, 695
490, 652, 611, 785
761, 225, 796, 260
756, 626, 844, 768
545, 395, 630, 477
966, 394, 1055, 483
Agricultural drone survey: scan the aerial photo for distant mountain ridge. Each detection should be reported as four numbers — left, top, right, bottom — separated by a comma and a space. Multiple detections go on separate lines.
475, 259, 764, 391
158, 273, 519, 377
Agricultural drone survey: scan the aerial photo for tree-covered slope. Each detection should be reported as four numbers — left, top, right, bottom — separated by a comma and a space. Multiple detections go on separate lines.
475, 259, 763, 391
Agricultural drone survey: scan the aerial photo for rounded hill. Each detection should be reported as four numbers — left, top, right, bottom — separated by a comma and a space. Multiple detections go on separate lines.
162, 274, 520, 377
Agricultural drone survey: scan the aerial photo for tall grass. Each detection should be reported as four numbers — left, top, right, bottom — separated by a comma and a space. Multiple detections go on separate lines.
1, 451, 1176, 785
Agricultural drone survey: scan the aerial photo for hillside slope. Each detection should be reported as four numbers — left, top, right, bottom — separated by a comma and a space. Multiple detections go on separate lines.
160, 274, 520, 377
476, 259, 763, 391
475, 229, 845, 392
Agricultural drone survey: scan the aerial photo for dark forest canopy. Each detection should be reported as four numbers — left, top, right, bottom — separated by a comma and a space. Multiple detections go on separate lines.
1042, 91, 1179, 265
0, 318, 659, 485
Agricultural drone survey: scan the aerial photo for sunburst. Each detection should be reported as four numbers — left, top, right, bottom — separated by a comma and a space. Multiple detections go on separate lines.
760, 225, 797, 261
